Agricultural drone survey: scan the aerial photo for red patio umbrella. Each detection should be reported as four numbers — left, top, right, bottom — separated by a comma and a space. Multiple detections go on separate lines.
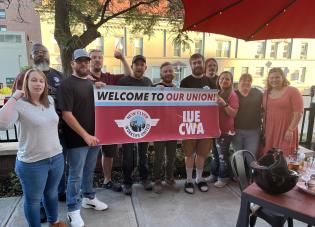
182, 0, 315, 41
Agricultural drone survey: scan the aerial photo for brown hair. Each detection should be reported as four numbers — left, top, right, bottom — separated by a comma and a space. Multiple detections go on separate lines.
89, 49, 102, 56
266, 67, 290, 91
22, 69, 50, 108
217, 71, 234, 102
204, 58, 218, 73
239, 73, 253, 82
189, 53, 204, 65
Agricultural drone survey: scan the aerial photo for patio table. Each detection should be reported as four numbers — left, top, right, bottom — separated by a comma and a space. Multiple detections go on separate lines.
236, 183, 315, 227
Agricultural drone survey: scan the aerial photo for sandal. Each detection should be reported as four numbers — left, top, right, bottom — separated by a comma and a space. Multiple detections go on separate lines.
195, 181, 209, 192
184, 181, 195, 194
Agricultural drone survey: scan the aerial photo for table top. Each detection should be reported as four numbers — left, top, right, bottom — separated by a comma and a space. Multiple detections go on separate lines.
243, 183, 315, 219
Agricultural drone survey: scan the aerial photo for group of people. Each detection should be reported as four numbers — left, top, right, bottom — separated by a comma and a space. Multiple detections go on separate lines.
0, 43, 304, 227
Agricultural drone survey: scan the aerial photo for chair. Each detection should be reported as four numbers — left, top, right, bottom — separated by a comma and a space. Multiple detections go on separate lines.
231, 150, 293, 227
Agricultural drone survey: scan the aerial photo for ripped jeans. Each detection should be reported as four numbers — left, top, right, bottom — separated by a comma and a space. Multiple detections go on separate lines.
210, 134, 233, 181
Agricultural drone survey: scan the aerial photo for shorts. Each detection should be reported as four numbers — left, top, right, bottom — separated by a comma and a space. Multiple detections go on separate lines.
182, 138, 212, 157
101, 144, 117, 158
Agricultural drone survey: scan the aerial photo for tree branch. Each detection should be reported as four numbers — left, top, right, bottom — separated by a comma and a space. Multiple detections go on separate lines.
100, 0, 111, 23
96, 0, 158, 27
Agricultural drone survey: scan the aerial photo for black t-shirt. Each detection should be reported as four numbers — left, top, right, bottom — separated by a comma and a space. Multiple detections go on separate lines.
57, 75, 95, 148
44, 68, 64, 101
117, 75, 152, 86
235, 88, 263, 130
209, 75, 219, 89
180, 75, 216, 89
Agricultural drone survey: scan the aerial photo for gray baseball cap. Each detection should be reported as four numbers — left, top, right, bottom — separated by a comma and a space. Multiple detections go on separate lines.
73, 49, 91, 60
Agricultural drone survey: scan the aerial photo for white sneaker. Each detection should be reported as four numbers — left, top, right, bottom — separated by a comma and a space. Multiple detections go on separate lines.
82, 197, 108, 211
205, 175, 217, 183
67, 210, 84, 227
214, 180, 227, 188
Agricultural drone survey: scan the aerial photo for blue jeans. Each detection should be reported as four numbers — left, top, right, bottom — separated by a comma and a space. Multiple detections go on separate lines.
232, 128, 260, 158
15, 153, 64, 227
66, 146, 100, 212
210, 134, 233, 181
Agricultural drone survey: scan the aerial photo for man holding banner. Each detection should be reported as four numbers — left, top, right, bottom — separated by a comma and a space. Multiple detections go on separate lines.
117, 55, 153, 195
180, 53, 216, 194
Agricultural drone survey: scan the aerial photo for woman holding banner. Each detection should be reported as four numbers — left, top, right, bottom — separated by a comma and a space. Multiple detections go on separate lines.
0, 69, 65, 227
210, 71, 239, 188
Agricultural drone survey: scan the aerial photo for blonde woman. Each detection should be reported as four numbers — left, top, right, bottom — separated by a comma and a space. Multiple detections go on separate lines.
0, 69, 65, 227
262, 68, 303, 156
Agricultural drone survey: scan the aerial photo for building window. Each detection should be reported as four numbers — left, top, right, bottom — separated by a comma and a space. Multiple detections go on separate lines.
0, 9, 5, 19
151, 66, 160, 83
216, 40, 231, 58
0, 34, 22, 43
5, 77, 15, 88
283, 41, 292, 59
174, 66, 186, 82
241, 67, 249, 75
195, 40, 203, 54
0, 25, 6, 31
114, 37, 124, 54
134, 38, 143, 55
300, 42, 308, 60
173, 41, 181, 57
223, 67, 234, 75
255, 41, 266, 59
270, 42, 279, 59
255, 67, 264, 77
290, 67, 306, 82
95, 37, 104, 54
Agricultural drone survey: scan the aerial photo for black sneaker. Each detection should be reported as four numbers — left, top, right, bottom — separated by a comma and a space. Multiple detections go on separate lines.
40, 206, 47, 223
122, 184, 132, 195
102, 181, 122, 192
102, 181, 114, 189
184, 181, 195, 194
141, 180, 153, 191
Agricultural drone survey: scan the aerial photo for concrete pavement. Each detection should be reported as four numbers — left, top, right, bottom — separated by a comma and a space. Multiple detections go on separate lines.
0, 181, 308, 227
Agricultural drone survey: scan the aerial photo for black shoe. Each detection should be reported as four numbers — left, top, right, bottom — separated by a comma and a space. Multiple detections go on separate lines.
184, 181, 195, 194
102, 181, 114, 189
141, 180, 153, 191
122, 184, 132, 195
195, 181, 209, 192
102, 181, 122, 192
58, 193, 66, 202
40, 206, 47, 223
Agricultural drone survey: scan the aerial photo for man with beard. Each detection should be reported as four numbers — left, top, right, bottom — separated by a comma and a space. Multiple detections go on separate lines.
57, 49, 108, 227
205, 58, 219, 88
89, 49, 131, 191
152, 62, 179, 194
180, 53, 216, 194
117, 55, 153, 195
12, 43, 65, 223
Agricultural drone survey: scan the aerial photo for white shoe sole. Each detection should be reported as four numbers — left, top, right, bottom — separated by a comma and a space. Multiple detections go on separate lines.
81, 203, 108, 211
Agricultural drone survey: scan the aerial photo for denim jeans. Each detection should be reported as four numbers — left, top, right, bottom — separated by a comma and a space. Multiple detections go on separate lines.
232, 128, 260, 158
153, 140, 177, 181
66, 146, 100, 212
122, 142, 149, 185
15, 153, 64, 227
210, 134, 233, 181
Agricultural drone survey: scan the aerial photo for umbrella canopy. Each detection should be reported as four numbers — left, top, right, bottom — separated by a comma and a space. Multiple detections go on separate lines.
182, 0, 315, 41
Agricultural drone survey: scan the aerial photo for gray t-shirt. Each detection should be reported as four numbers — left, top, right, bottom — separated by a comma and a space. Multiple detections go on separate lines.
0, 96, 62, 162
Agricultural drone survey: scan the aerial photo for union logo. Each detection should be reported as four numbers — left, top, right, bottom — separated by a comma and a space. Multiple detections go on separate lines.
115, 109, 159, 139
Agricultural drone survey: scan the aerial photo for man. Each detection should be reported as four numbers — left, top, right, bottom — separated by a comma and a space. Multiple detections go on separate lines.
205, 58, 219, 88
180, 53, 216, 194
117, 55, 153, 195
153, 62, 179, 194
12, 43, 65, 223
57, 49, 107, 227
89, 49, 131, 190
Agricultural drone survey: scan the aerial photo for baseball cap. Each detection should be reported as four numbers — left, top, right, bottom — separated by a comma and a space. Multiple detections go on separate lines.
73, 49, 91, 60
132, 55, 146, 64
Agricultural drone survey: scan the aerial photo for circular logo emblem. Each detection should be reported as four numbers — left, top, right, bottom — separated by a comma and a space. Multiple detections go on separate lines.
124, 109, 152, 139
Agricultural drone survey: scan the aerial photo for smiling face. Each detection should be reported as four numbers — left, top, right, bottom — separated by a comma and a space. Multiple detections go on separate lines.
90, 50, 103, 73
268, 72, 284, 89
205, 59, 218, 77
160, 64, 175, 84
190, 57, 204, 76
24, 70, 47, 100
219, 72, 232, 89
132, 60, 147, 79
239, 77, 252, 91
71, 58, 90, 77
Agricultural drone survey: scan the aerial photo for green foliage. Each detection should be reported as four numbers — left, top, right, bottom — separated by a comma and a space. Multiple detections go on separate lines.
7, 172, 22, 194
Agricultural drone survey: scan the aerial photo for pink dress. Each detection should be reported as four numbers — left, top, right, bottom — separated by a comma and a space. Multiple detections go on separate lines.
262, 86, 304, 156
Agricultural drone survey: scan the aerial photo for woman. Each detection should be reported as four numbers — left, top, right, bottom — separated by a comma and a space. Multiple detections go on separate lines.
0, 69, 65, 227
233, 74, 262, 157
210, 71, 239, 188
205, 58, 219, 88
262, 68, 303, 157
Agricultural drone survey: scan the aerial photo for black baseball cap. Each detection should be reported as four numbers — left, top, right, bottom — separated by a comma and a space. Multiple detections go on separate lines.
132, 55, 146, 64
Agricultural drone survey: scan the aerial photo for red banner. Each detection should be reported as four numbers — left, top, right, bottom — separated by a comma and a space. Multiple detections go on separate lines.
94, 86, 220, 145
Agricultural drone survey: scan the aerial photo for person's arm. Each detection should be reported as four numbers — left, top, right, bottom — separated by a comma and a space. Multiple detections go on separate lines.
217, 96, 238, 118
114, 50, 133, 77
0, 90, 23, 130
62, 111, 99, 146
284, 112, 303, 141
